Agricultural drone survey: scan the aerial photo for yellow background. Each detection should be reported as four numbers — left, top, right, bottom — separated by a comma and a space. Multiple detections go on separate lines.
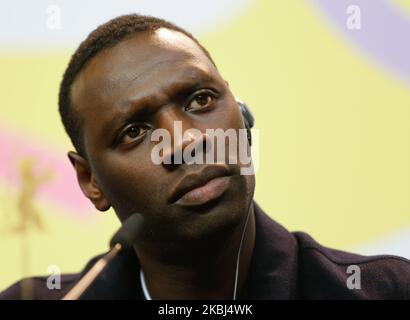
1, 0, 409, 291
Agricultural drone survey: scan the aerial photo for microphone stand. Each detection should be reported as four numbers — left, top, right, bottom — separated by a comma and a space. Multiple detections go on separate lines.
62, 243, 122, 300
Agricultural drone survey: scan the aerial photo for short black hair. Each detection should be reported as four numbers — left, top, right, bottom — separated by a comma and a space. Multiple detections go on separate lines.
58, 14, 216, 158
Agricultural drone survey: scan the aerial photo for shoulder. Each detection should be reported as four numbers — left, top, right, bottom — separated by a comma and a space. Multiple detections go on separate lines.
0, 254, 103, 300
293, 231, 410, 299
0, 274, 80, 300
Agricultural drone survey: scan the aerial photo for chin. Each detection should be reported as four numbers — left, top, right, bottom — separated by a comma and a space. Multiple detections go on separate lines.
162, 191, 246, 243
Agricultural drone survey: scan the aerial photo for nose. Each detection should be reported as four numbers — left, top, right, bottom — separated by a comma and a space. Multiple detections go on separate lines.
158, 110, 211, 170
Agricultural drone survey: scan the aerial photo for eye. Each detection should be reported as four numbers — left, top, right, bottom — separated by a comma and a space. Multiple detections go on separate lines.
119, 124, 149, 145
185, 91, 215, 112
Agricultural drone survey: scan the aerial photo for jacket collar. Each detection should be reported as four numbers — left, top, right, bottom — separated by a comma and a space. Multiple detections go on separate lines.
245, 202, 298, 299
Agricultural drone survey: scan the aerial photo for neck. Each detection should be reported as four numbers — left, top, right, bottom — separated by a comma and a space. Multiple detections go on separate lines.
135, 204, 256, 299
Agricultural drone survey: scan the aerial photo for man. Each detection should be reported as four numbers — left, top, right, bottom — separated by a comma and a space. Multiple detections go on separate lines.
1, 14, 410, 300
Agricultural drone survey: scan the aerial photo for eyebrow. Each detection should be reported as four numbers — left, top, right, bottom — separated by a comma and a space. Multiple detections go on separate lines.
102, 68, 217, 140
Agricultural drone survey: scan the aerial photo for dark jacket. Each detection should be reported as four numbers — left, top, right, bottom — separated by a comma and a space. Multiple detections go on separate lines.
1, 202, 410, 299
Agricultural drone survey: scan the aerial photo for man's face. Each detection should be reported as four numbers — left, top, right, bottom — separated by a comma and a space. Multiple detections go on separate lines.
70, 28, 255, 245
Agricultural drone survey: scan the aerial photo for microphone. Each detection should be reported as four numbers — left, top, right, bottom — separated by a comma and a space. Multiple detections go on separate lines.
62, 213, 144, 300
109, 213, 144, 251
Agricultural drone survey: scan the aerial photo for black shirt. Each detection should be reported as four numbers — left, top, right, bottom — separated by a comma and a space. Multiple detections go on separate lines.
1, 202, 410, 299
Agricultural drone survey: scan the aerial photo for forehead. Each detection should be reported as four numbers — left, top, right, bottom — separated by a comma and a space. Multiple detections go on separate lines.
70, 28, 216, 116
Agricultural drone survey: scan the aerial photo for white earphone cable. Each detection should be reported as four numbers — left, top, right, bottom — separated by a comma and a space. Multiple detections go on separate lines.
140, 201, 253, 300
232, 200, 253, 300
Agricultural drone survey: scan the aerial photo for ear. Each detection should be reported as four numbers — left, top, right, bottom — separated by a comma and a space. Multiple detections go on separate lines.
67, 151, 111, 212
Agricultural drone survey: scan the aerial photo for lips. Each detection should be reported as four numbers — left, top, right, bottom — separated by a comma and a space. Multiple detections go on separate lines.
169, 165, 231, 206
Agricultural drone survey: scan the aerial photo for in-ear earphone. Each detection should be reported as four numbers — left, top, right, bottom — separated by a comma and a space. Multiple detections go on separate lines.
236, 98, 254, 146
